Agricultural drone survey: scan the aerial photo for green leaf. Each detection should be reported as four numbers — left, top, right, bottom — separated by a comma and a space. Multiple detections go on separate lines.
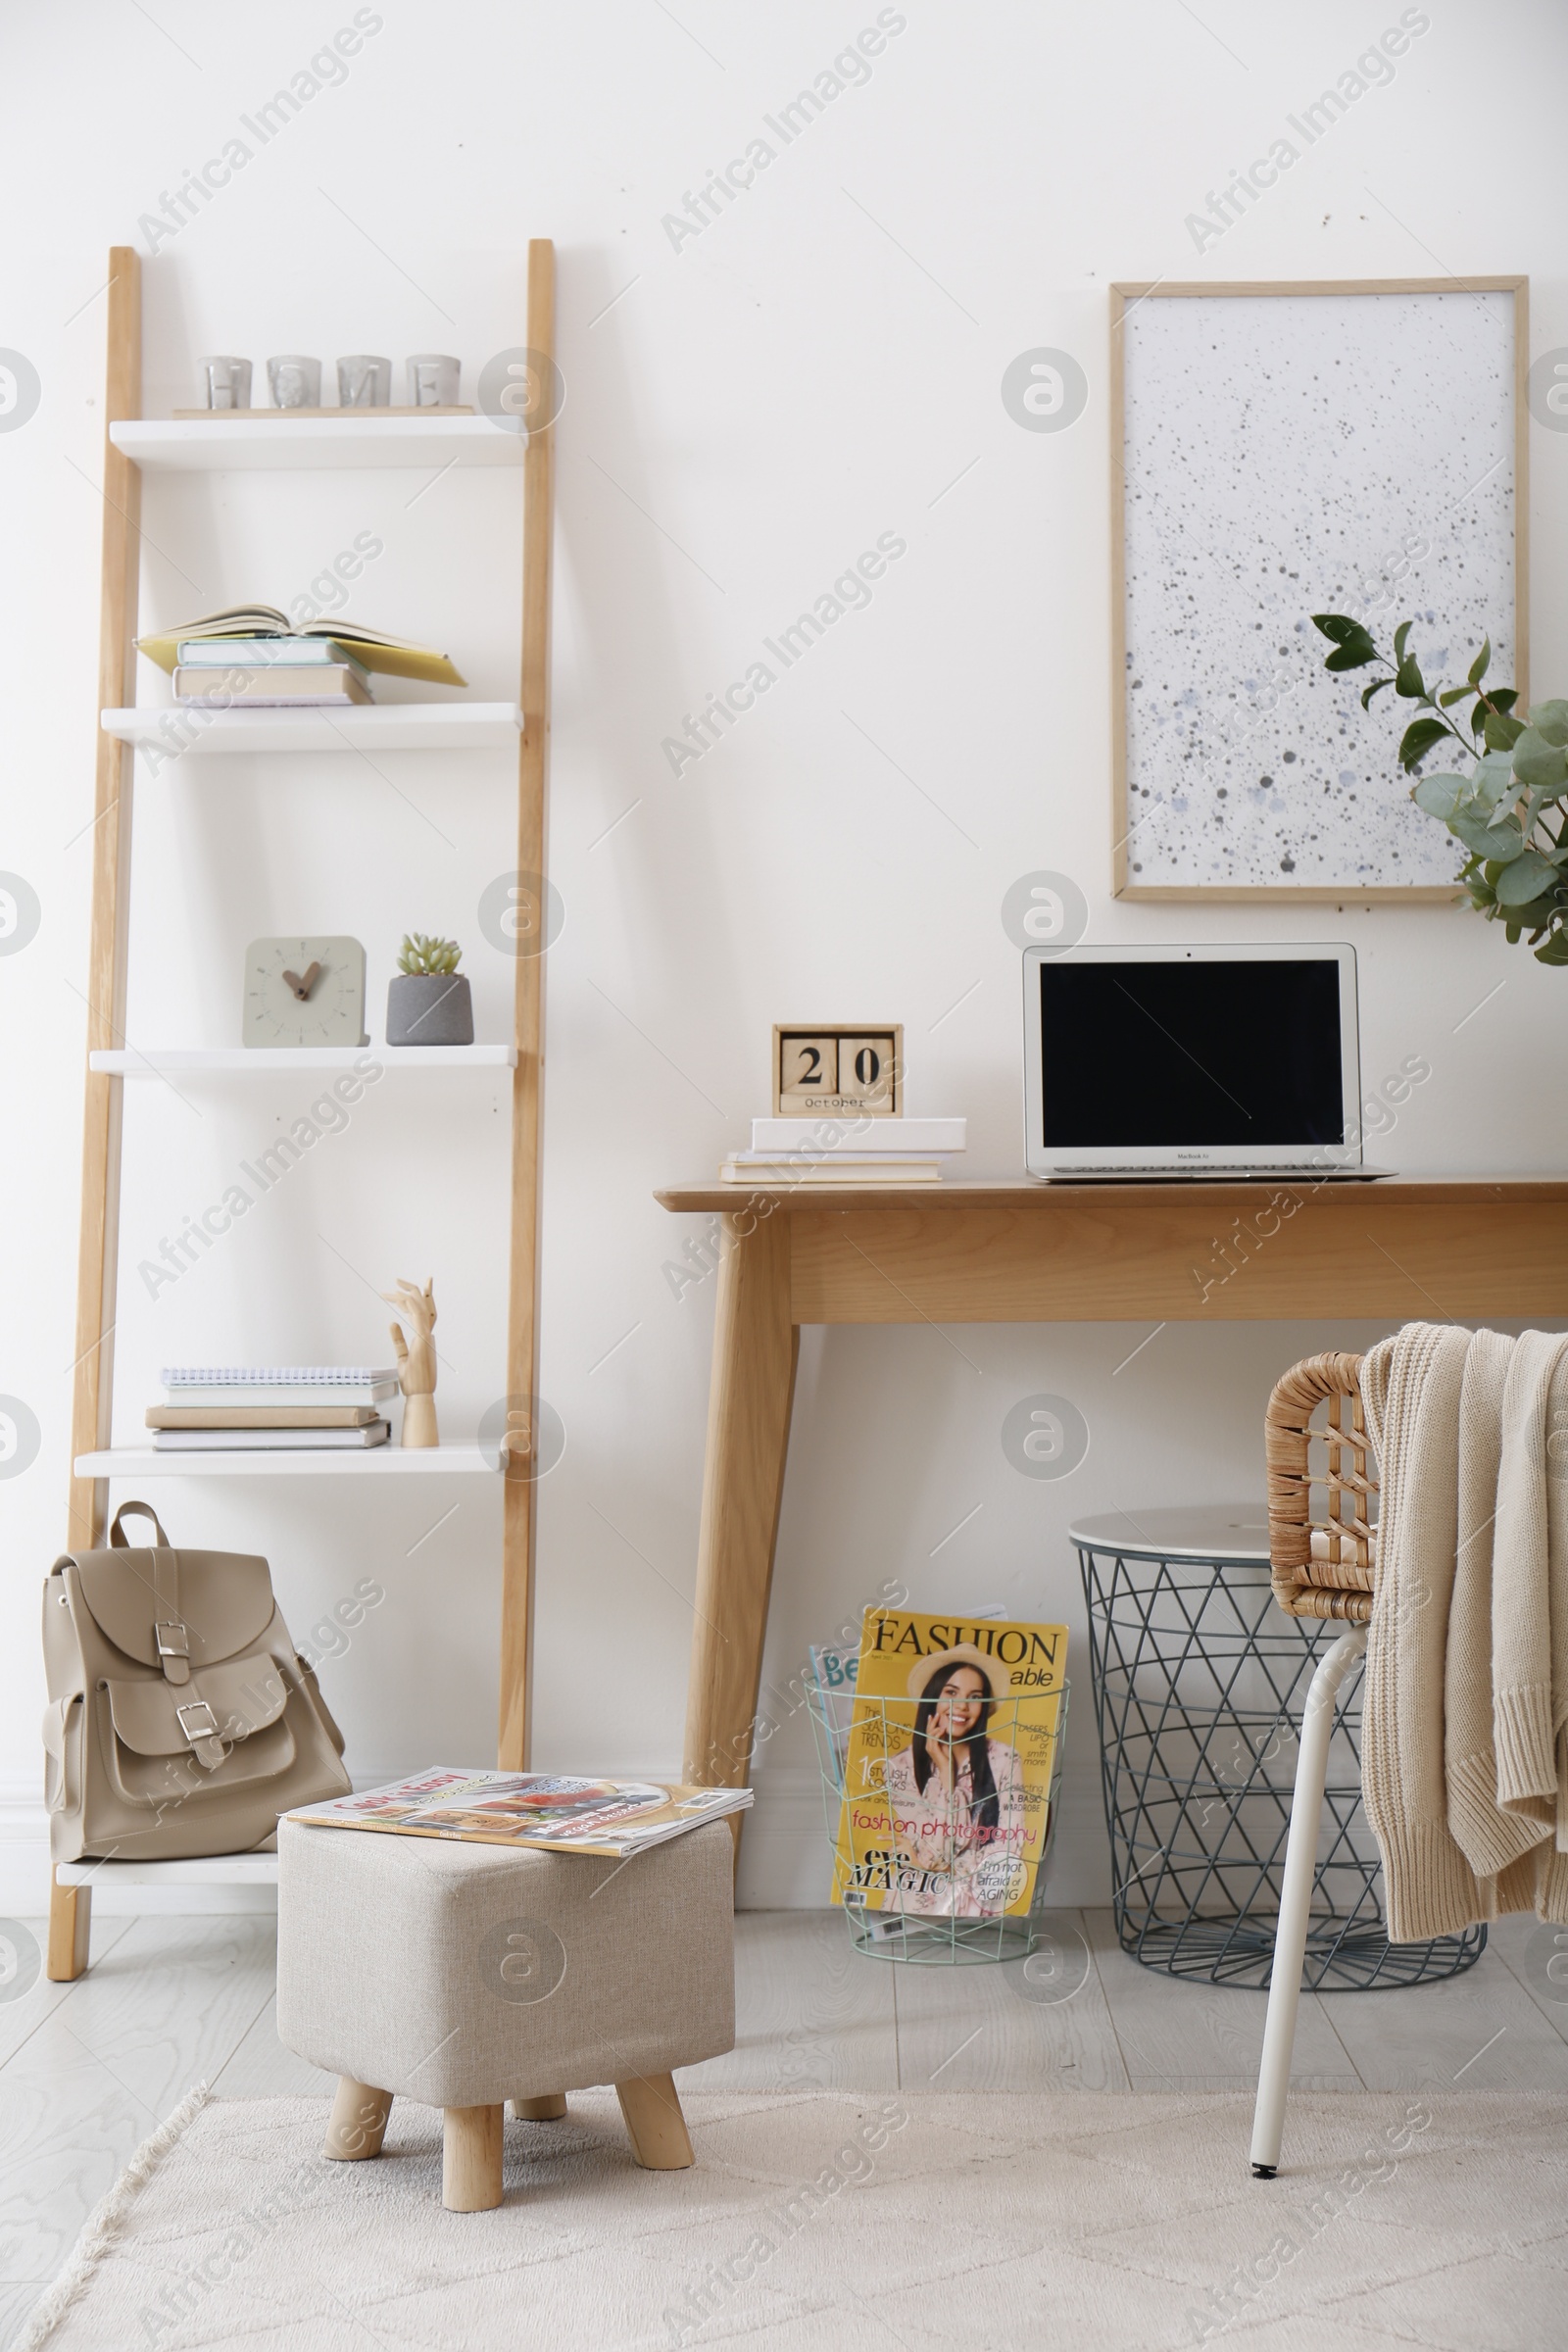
1505, 897, 1560, 933
1535, 928, 1568, 965
1412, 771, 1468, 819
1510, 727, 1568, 791
1484, 710, 1526, 753
1438, 685, 1472, 707
1314, 613, 1379, 672
1494, 849, 1561, 906
1471, 699, 1492, 736
1398, 716, 1449, 771
1490, 690, 1519, 716
1452, 810, 1525, 859
1395, 654, 1426, 699
1394, 619, 1414, 662
1530, 698, 1568, 748
1360, 677, 1393, 710
1467, 637, 1492, 687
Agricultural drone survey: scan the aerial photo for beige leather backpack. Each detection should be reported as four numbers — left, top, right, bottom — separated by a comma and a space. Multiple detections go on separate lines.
42, 1500, 352, 1863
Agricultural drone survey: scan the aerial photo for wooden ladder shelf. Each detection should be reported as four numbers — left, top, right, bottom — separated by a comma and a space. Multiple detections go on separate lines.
52, 243, 557, 1979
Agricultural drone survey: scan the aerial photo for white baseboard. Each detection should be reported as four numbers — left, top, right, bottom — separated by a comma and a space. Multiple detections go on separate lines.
736, 1762, 837, 1910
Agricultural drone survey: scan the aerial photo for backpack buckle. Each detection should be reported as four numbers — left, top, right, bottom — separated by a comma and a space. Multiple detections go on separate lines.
175, 1699, 226, 1770
155, 1620, 191, 1687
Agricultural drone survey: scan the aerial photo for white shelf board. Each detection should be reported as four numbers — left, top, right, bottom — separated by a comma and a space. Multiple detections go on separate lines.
102, 703, 522, 755
56, 1854, 279, 1887
110, 415, 525, 471
90, 1045, 515, 1076
75, 1446, 498, 1478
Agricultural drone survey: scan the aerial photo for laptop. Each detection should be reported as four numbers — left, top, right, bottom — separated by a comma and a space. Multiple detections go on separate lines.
1021, 942, 1389, 1182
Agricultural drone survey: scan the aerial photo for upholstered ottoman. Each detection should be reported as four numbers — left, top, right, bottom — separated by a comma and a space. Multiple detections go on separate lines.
276, 1814, 735, 2210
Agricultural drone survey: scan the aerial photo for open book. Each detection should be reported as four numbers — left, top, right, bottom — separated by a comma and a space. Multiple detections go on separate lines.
136, 607, 466, 688
288, 1769, 753, 1858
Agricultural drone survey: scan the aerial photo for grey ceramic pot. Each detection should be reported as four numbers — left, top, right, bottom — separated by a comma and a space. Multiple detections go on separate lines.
386, 972, 474, 1047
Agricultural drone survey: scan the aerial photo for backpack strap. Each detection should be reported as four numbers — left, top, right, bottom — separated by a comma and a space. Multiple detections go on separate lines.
108, 1502, 190, 1685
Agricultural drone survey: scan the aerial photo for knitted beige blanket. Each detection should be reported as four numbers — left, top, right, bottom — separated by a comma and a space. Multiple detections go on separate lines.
1360, 1322, 1568, 1938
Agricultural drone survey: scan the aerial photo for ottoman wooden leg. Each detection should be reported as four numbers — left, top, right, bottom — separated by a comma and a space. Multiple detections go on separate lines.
513, 2093, 567, 2121
47, 1872, 91, 1982
444, 2103, 505, 2210
324, 2078, 393, 2161
616, 2074, 694, 2170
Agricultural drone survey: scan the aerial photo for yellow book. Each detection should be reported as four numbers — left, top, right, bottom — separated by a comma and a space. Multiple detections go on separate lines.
831, 1605, 1067, 1921
136, 605, 466, 688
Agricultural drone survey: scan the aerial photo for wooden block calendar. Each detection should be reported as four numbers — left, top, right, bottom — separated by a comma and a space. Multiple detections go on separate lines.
773, 1025, 902, 1116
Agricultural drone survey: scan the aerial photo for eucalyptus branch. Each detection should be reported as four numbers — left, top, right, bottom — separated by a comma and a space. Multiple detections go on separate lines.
1311, 613, 1520, 773
1309, 612, 1568, 966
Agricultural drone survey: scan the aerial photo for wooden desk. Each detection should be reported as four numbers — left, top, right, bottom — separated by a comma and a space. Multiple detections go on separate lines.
656, 1177, 1568, 1792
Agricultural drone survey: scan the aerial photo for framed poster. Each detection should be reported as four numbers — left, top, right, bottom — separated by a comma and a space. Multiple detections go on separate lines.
1110, 277, 1528, 900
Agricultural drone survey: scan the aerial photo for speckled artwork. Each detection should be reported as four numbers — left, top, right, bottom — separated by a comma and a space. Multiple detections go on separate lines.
1116, 286, 1520, 894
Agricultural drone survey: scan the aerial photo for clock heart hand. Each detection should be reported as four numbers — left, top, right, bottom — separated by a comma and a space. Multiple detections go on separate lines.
281, 961, 322, 1003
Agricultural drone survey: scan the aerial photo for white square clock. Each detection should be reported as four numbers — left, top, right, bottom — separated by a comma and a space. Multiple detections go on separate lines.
243, 936, 368, 1048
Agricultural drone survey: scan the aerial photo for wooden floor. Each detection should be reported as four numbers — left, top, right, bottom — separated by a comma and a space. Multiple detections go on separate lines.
2, 1905, 1565, 2343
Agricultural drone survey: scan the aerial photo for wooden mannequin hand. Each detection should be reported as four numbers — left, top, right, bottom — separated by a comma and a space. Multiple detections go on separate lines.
382, 1278, 437, 1399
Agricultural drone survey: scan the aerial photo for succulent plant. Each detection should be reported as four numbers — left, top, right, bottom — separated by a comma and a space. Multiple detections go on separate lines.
396, 933, 462, 976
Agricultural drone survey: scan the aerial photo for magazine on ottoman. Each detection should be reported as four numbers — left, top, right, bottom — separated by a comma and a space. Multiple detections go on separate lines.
289, 1768, 752, 1859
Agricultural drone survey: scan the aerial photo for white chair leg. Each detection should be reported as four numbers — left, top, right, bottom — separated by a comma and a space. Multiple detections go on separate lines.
1250, 1624, 1368, 2179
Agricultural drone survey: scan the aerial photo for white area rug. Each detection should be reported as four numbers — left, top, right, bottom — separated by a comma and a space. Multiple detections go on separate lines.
17, 2086, 1568, 2350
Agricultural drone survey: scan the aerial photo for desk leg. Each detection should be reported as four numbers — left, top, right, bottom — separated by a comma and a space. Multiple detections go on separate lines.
683, 1209, 798, 1797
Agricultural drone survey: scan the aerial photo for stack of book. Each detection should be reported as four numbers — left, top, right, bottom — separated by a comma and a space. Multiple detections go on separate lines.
172, 636, 377, 709
149, 1366, 400, 1452
135, 604, 467, 710
720, 1115, 965, 1187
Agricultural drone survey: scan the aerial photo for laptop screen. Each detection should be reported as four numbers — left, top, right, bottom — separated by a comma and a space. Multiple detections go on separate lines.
1037, 957, 1346, 1151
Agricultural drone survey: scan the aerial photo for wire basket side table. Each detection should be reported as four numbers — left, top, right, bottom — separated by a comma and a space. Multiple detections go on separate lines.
1072, 1505, 1485, 1991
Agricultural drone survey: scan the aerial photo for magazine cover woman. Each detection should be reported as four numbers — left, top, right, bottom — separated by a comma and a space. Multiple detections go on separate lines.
880, 1644, 1027, 1915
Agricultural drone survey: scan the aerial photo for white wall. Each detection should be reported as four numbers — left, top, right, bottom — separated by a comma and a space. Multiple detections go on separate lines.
4, 0, 1567, 1915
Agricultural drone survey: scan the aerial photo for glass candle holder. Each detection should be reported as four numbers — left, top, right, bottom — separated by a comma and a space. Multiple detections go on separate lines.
336, 355, 391, 408
406, 354, 461, 408
200, 357, 251, 410
267, 354, 321, 410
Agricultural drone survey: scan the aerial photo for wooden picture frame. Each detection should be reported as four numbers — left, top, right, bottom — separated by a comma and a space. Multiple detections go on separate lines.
1109, 276, 1529, 902
771, 1024, 903, 1116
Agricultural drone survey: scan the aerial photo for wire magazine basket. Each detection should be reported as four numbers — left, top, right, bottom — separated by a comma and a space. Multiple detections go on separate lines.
807, 1673, 1070, 1966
